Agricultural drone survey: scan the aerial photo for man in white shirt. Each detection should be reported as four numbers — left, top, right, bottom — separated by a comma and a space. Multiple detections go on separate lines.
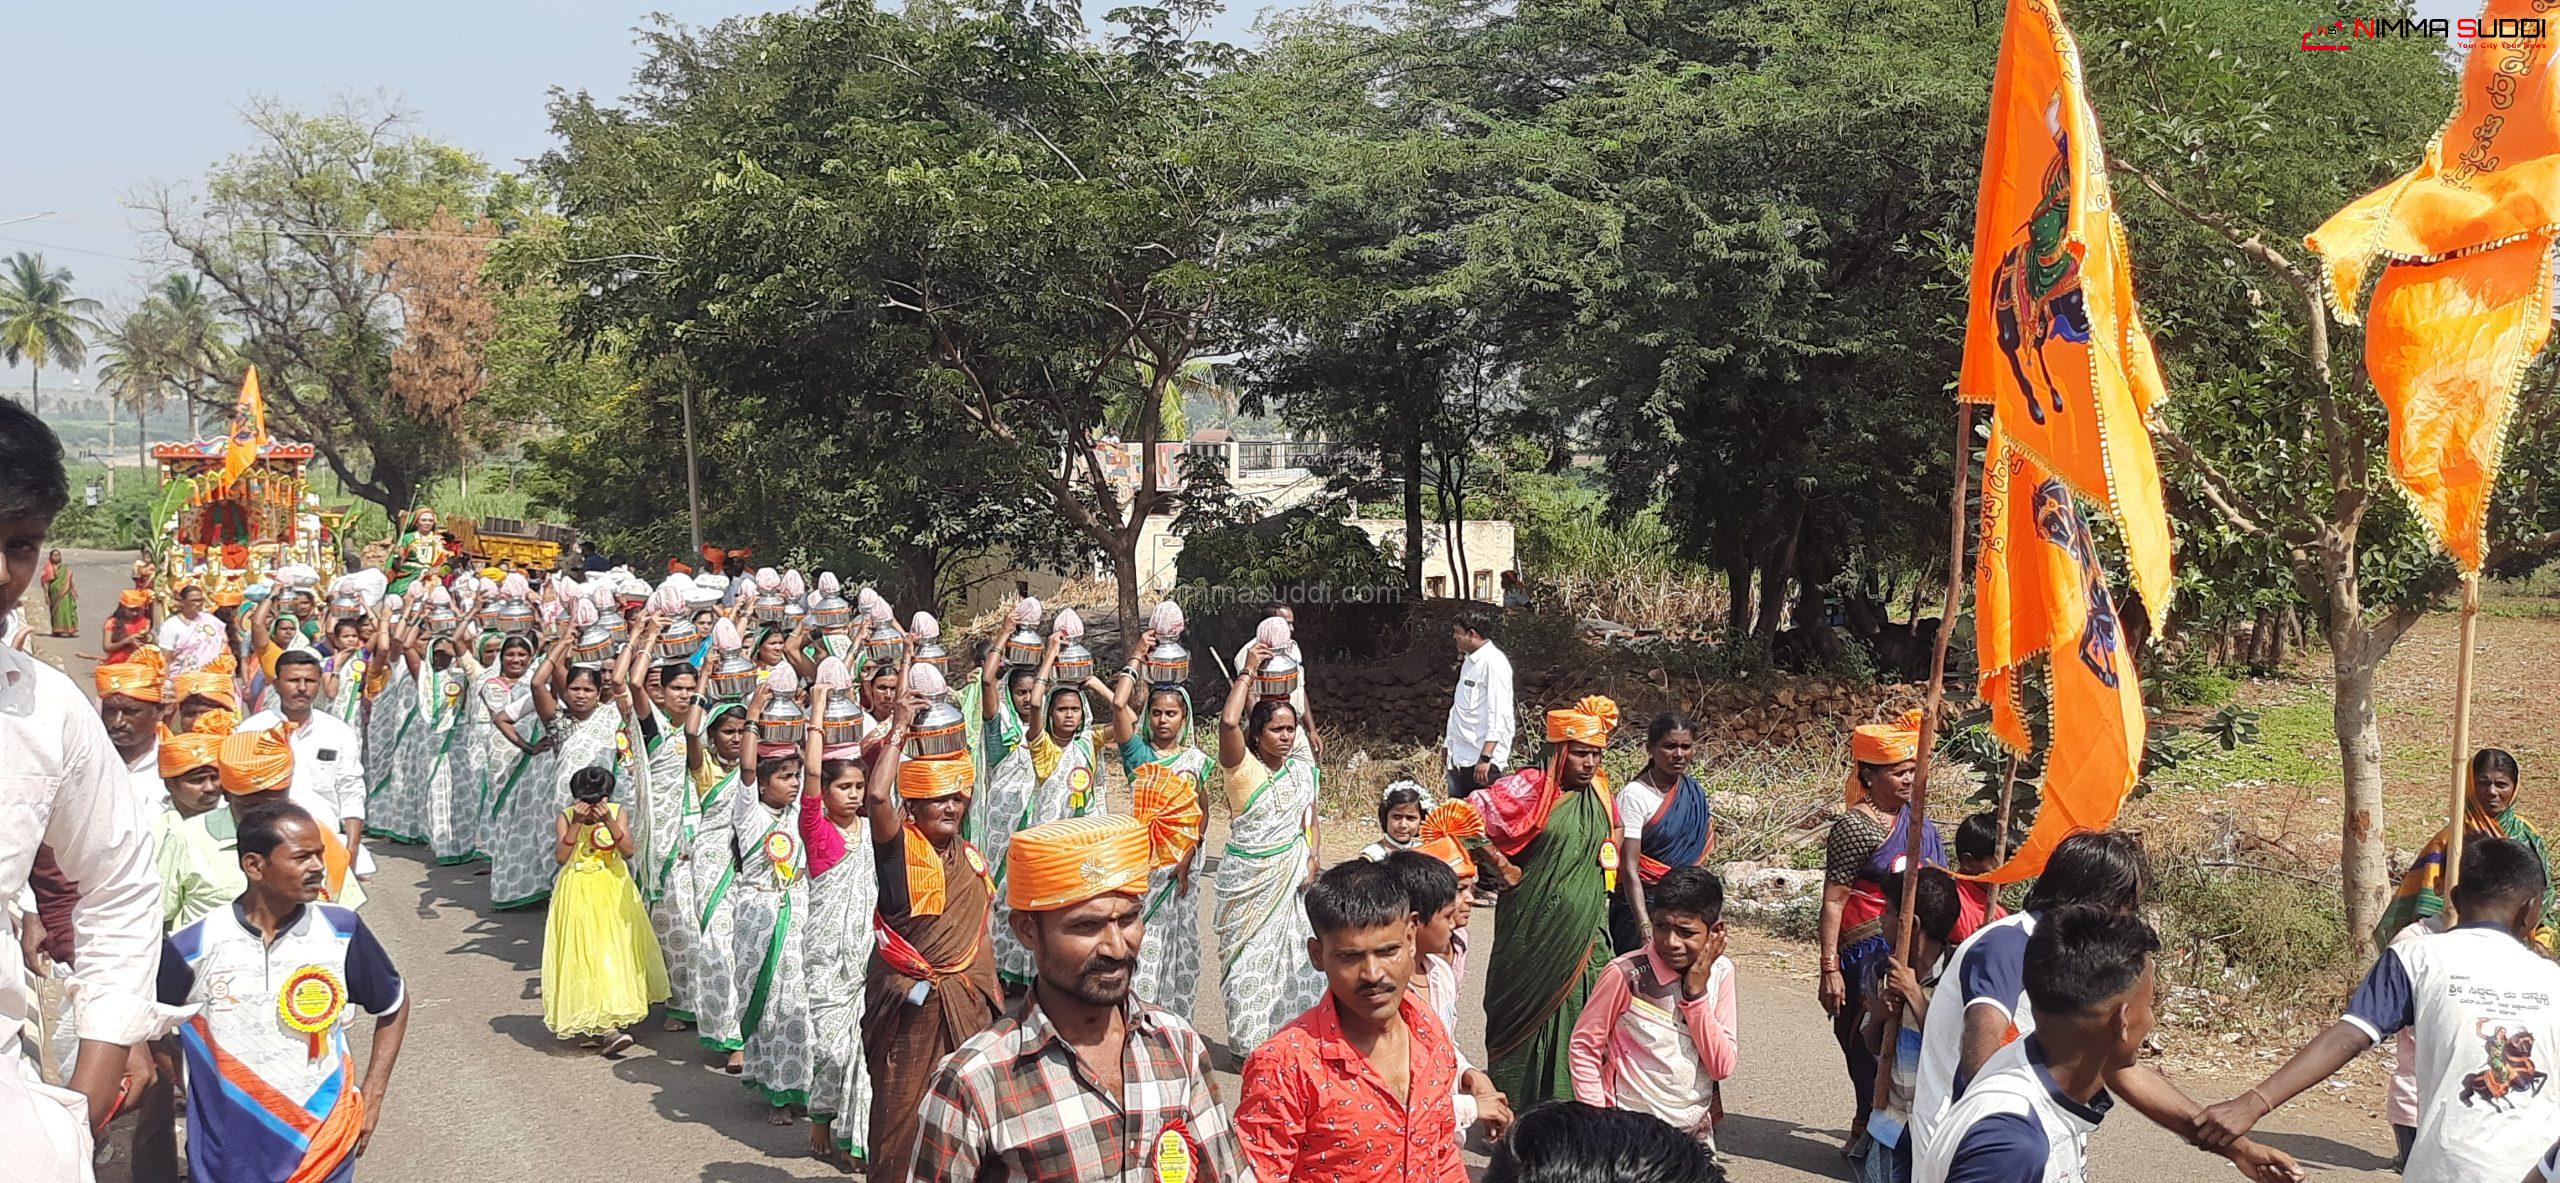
240, 648, 375, 899
1442, 610, 1515, 801
2195, 836, 2560, 1183
0, 400, 184, 1181
93, 653, 170, 818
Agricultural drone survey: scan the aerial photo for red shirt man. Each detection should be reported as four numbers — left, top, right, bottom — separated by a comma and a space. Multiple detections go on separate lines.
1237, 859, 1467, 1183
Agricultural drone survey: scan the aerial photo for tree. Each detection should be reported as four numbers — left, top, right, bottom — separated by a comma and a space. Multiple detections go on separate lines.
95, 307, 178, 473
143, 97, 517, 514
0, 252, 102, 415
146, 274, 232, 437
542, 0, 1252, 627
2072, 0, 2555, 951
367, 208, 499, 445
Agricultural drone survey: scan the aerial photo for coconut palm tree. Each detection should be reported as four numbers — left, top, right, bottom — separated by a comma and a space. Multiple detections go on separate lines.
97, 308, 177, 473
0, 252, 102, 414
147, 273, 231, 436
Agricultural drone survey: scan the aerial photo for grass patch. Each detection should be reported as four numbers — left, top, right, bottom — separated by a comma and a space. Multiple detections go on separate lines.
2150, 845, 2358, 1010
2151, 687, 2336, 795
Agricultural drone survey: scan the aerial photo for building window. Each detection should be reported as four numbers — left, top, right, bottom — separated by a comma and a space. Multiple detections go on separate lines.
1426, 575, 1447, 599
1472, 569, 1494, 600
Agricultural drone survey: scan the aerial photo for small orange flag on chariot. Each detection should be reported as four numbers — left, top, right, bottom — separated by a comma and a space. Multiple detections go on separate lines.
2306, 1, 2560, 573
220, 366, 268, 488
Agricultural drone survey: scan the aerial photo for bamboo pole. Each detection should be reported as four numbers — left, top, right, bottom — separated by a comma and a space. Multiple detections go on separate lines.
1994, 755, 2020, 846
2443, 571, 2482, 921
1891, 402, 1975, 961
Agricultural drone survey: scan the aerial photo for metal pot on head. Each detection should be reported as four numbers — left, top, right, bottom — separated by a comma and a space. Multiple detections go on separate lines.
1254, 652, 1302, 702
705, 649, 759, 702
1002, 624, 1045, 669
906, 700, 969, 759
1138, 638, 1190, 687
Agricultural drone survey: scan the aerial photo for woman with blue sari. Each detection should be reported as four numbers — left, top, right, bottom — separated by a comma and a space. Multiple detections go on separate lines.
1610, 711, 1714, 954
1816, 709, 1945, 1150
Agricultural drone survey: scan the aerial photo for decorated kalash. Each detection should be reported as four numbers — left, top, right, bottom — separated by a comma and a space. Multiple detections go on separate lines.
147, 366, 340, 602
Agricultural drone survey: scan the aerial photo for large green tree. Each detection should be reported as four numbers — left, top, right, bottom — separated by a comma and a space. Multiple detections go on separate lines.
541, 0, 1251, 626
0, 252, 102, 415
144, 98, 521, 514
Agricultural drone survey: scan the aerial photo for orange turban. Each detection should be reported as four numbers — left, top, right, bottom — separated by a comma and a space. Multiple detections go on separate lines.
175, 652, 241, 708
118, 588, 152, 610
1415, 835, 1477, 880
212, 582, 246, 607
95, 646, 169, 703
1847, 708, 1926, 806
898, 752, 977, 800
1421, 799, 1486, 845
1005, 815, 1151, 912
158, 709, 237, 778
1544, 695, 1620, 747
218, 726, 296, 796
1130, 762, 1204, 871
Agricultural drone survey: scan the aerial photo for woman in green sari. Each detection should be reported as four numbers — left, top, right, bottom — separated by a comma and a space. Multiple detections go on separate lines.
1477, 694, 1621, 1108
2376, 746, 2556, 952
41, 549, 75, 636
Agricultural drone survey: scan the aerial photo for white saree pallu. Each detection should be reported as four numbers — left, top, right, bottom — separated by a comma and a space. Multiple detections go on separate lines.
456, 671, 523, 867
1213, 753, 1326, 1055
626, 711, 689, 904
485, 722, 558, 911
324, 651, 368, 741
986, 732, 1101, 985
415, 662, 479, 864
689, 765, 748, 1049
730, 791, 814, 1108
1131, 746, 1210, 1013
803, 816, 878, 1155
365, 664, 426, 844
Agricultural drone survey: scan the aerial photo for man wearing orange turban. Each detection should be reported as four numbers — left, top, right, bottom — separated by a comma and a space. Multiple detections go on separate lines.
862, 738, 1001, 1179
912, 813, 1253, 1183
1818, 708, 1948, 1146
171, 652, 240, 733
215, 727, 360, 909
155, 712, 245, 930
1471, 694, 1622, 1110
96, 647, 172, 817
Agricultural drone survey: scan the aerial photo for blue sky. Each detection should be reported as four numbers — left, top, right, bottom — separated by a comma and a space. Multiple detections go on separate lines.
0, 0, 2479, 389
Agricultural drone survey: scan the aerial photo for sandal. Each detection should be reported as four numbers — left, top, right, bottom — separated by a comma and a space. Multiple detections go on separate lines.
601, 1032, 636, 1057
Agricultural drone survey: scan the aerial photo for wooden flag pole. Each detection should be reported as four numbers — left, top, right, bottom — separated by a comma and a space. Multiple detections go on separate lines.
1994, 755, 2020, 849
2443, 571, 2483, 920
1892, 402, 1976, 963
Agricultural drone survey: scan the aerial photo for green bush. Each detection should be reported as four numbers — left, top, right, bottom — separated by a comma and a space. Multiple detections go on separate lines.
2149, 853, 2357, 1005
2150, 647, 2240, 708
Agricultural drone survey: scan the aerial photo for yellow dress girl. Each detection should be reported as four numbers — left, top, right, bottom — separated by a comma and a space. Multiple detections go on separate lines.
542, 765, 670, 1053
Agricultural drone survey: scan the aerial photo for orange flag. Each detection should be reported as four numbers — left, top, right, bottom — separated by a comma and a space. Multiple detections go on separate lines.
1972, 424, 2147, 883
2306, 4, 2560, 573
1964, 0, 2165, 882
220, 366, 268, 488
1958, 0, 2172, 629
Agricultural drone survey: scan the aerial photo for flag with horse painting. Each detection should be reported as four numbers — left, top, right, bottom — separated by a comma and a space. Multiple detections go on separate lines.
2305, 0, 2560, 574
1958, 0, 2171, 630
1971, 421, 2146, 883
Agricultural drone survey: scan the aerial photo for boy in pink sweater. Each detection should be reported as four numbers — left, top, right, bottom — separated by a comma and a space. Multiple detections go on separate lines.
1568, 865, 1737, 1147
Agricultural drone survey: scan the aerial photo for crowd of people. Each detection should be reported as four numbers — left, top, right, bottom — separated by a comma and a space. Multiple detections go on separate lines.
8, 387, 2560, 1183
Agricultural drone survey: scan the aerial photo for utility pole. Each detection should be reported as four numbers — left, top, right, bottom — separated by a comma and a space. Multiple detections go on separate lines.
680, 382, 704, 556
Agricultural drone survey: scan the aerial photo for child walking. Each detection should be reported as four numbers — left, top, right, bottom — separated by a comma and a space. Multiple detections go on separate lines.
1568, 865, 1737, 1148
542, 765, 670, 1055
1851, 867, 1964, 1183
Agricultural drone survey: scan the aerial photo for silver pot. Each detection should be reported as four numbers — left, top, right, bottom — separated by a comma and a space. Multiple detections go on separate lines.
811, 594, 852, 631
492, 600, 538, 636
820, 693, 865, 748
654, 619, 703, 662
757, 695, 808, 745
906, 701, 969, 759
1002, 624, 1045, 669
1053, 641, 1094, 686
705, 650, 759, 702
910, 637, 949, 677
572, 623, 619, 664
1255, 652, 1302, 701
750, 591, 789, 628
1138, 639, 1190, 686
862, 618, 907, 666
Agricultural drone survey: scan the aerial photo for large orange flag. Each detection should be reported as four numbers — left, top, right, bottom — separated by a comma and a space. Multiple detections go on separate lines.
2306, 3, 2560, 573
1973, 424, 2147, 883
219, 366, 267, 488
1958, 0, 2172, 629
1965, 0, 2165, 882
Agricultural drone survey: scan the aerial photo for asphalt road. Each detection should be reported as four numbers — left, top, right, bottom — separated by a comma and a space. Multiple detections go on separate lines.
30, 547, 2401, 1181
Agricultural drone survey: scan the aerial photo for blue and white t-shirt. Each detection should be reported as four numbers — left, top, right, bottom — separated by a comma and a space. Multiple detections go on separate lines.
2341, 921, 2560, 1183
1913, 1035, 2109, 1183
1911, 910, 2038, 1147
